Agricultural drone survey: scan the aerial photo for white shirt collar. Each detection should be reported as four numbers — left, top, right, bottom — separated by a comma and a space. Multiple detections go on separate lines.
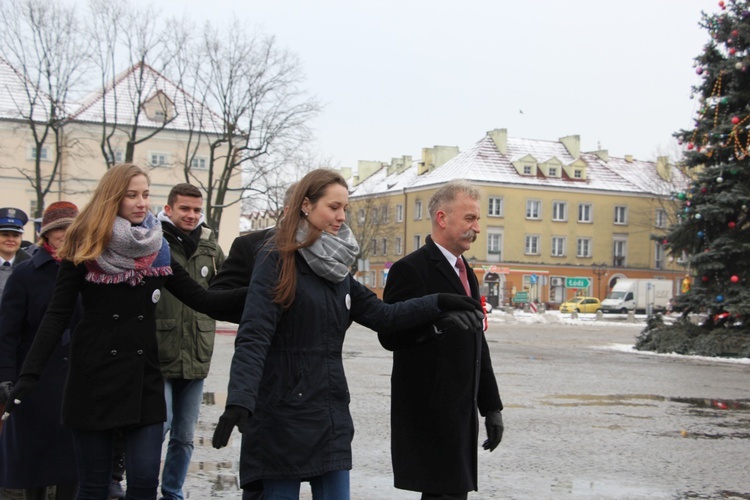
433, 240, 461, 276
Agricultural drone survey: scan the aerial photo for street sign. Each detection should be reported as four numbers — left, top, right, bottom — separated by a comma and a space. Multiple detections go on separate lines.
565, 277, 591, 289
513, 291, 529, 303
530, 274, 538, 285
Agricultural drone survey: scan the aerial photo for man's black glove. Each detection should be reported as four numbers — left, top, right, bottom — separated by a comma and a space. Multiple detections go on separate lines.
434, 310, 484, 334
482, 409, 504, 452
0, 381, 12, 405
212, 405, 250, 449
1, 375, 38, 419
437, 293, 481, 312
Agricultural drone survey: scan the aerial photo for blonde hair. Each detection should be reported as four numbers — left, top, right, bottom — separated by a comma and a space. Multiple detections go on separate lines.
58, 164, 150, 264
273, 169, 348, 309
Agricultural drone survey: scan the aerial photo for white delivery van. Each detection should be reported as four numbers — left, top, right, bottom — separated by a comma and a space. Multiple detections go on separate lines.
600, 279, 673, 314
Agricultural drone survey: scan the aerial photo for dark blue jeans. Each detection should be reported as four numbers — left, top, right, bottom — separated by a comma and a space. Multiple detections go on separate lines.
263, 470, 350, 499
71, 423, 163, 500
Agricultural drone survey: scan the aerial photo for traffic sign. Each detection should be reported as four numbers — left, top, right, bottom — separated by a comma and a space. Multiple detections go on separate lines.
565, 277, 591, 289
530, 274, 538, 285
513, 291, 529, 303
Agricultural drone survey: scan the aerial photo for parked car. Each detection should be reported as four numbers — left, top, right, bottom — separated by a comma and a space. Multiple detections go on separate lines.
559, 296, 601, 313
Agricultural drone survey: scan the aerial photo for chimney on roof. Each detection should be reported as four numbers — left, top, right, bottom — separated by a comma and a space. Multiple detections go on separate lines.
624, 155, 634, 163
592, 150, 609, 161
656, 156, 671, 182
488, 128, 508, 155
340, 167, 353, 181
353, 160, 384, 186
398, 155, 412, 174
559, 135, 580, 158
418, 146, 459, 175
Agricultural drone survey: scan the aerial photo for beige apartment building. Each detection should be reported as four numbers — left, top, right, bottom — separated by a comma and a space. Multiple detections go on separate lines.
347, 128, 689, 308
0, 60, 241, 250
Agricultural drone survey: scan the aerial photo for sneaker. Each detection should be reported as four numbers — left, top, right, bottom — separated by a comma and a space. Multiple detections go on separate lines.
108, 480, 126, 499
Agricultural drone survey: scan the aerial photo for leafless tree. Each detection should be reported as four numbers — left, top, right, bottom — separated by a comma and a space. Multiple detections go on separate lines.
0, 0, 90, 220
178, 19, 321, 235
86, 0, 182, 166
348, 190, 402, 273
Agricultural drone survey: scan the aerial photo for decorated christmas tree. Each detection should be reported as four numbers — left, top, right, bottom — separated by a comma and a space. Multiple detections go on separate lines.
668, 0, 750, 331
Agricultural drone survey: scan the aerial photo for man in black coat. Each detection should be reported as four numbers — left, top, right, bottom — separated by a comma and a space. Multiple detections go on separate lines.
380, 180, 504, 499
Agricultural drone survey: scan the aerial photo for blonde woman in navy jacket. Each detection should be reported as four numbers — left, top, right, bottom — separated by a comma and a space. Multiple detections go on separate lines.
212, 169, 482, 499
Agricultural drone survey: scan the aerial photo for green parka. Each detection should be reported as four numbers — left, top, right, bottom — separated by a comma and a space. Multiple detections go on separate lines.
156, 224, 225, 379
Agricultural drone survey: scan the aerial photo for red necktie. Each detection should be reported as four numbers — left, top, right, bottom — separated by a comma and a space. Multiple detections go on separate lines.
455, 257, 471, 296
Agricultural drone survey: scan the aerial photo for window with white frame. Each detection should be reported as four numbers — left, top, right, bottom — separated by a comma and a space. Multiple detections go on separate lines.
381, 206, 389, 224
487, 230, 503, 262
526, 200, 541, 219
578, 203, 593, 223
370, 238, 377, 256
381, 238, 387, 256
552, 201, 567, 221
149, 152, 169, 167
573, 169, 583, 179
395, 237, 403, 255
551, 236, 566, 257
655, 242, 665, 269
413, 234, 421, 251
613, 237, 627, 267
525, 234, 540, 255
357, 209, 365, 224
396, 204, 403, 222
107, 149, 124, 164
548, 167, 558, 177
30, 145, 49, 161
523, 165, 532, 175
655, 209, 666, 228
414, 200, 423, 220
488, 197, 504, 217
577, 237, 592, 258
190, 156, 208, 170
614, 205, 628, 225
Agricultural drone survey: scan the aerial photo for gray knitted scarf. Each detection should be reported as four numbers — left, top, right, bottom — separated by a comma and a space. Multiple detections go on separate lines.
296, 222, 359, 283
85, 213, 172, 286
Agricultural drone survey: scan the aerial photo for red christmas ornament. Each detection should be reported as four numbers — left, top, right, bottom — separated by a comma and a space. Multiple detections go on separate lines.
729, 221, 737, 229
732, 116, 741, 124
730, 48, 737, 55
662, 239, 668, 245
732, 30, 739, 37
702, 275, 710, 282
731, 275, 740, 283
687, 143, 695, 150
696, 67, 704, 75
701, 187, 708, 193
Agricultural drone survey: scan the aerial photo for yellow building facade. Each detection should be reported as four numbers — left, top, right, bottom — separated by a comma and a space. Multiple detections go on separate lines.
348, 129, 688, 308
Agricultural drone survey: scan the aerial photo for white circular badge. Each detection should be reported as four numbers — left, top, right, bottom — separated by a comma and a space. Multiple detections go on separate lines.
152, 289, 161, 303
201, 266, 209, 278
345, 293, 351, 310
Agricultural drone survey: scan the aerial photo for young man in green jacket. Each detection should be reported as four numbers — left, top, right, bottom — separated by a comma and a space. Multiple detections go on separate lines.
155, 184, 225, 500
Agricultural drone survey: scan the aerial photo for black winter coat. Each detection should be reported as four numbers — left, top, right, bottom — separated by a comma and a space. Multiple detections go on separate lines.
227, 248, 445, 485
0, 249, 79, 488
380, 236, 503, 493
19, 257, 245, 430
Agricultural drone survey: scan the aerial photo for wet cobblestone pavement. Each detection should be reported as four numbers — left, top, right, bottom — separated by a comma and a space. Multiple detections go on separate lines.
179, 316, 750, 499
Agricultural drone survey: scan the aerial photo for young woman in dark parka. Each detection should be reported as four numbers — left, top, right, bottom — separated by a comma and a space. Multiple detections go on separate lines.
0, 202, 81, 500
2, 164, 246, 500
211, 168, 482, 499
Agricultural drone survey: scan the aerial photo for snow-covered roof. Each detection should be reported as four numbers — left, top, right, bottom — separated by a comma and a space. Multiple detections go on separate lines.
350, 133, 688, 198
70, 62, 224, 135
0, 57, 55, 121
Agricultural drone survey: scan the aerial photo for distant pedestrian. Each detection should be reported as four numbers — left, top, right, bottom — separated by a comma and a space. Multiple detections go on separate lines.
0, 207, 32, 308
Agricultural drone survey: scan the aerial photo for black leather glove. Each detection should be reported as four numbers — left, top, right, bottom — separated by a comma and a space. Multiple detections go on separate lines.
212, 405, 250, 449
1, 375, 38, 419
0, 381, 12, 405
437, 293, 481, 312
482, 409, 504, 452
434, 310, 484, 334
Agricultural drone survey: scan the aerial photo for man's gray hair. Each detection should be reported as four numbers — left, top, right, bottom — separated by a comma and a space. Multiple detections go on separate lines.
427, 180, 480, 222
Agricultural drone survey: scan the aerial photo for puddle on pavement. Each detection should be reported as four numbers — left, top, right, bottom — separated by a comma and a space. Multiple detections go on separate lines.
542, 393, 750, 410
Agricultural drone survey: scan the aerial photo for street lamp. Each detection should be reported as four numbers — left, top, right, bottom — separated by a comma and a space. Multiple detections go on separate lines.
592, 263, 608, 300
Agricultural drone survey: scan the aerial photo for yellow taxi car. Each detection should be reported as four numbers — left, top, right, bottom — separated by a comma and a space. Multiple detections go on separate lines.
559, 296, 601, 313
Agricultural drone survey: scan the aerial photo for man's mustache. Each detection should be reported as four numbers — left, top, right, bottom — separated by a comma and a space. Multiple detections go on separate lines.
461, 230, 477, 243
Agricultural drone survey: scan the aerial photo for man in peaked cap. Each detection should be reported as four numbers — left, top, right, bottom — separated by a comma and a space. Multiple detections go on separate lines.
0, 207, 31, 306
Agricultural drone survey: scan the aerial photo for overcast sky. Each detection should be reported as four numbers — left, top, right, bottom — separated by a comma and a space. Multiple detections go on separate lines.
141, 0, 711, 170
